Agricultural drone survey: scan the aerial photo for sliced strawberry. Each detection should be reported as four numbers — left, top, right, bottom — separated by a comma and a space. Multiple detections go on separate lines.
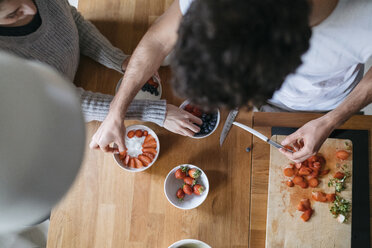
138, 155, 151, 166
142, 148, 157, 156
308, 178, 319, 188
320, 169, 330, 176
283, 168, 294, 177
326, 193, 336, 202
142, 152, 155, 161
293, 176, 304, 185
334, 171, 345, 180
142, 140, 157, 148
129, 158, 135, 168
144, 134, 155, 143
312, 191, 327, 202
336, 150, 349, 160
124, 155, 130, 165
301, 209, 313, 222
134, 158, 143, 168
127, 131, 135, 138
286, 180, 294, 187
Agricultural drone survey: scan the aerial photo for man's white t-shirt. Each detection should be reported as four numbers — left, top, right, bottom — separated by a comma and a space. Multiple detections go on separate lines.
178, 0, 372, 111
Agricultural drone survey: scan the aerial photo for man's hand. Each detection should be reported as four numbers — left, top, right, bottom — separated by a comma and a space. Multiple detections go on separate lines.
89, 112, 126, 153
279, 116, 334, 163
164, 104, 203, 137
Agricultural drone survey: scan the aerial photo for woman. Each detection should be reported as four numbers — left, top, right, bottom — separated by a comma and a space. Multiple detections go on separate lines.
0, 0, 201, 152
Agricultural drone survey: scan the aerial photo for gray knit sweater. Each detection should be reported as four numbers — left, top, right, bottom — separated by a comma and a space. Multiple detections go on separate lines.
0, 0, 166, 125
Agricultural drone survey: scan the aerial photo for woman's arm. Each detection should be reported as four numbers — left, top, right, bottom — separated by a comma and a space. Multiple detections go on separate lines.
70, 6, 128, 73
76, 88, 166, 125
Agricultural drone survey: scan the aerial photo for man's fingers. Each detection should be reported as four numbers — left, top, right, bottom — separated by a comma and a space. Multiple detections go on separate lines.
281, 131, 301, 146
279, 147, 314, 163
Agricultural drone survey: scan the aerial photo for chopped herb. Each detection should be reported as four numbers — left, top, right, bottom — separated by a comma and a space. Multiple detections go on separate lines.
328, 172, 350, 193
330, 195, 351, 223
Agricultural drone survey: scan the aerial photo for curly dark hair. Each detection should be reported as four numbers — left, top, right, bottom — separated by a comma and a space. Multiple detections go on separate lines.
171, 0, 312, 110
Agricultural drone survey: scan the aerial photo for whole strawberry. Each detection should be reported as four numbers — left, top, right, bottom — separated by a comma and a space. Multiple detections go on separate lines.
184, 176, 196, 186
188, 168, 201, 179
193, 184, 204, 195
183, 184, 193, 195
175, 166, 188, 179
176, 188, 185, 200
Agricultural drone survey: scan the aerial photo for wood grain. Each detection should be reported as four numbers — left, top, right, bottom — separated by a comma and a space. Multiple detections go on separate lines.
46, 0, 253, 247
266, 136, 352, 248
250, 112, 372, 248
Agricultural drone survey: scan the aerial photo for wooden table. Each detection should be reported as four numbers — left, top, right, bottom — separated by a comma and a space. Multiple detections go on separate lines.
47, 0, 253, 247
47, 0, 372, 247
249, 112, 372, 248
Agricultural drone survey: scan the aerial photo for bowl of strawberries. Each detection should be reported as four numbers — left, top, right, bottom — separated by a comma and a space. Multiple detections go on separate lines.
179, 100, 220, 139
164, 164, 209, 210
113, 125, 159, 172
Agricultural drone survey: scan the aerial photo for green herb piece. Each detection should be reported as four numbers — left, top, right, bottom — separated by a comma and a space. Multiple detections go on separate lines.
329, 195, 351, 223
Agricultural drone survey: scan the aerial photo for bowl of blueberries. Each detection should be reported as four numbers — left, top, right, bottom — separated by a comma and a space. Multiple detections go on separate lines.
180, 100, 220, 139
116, 76, 162, 100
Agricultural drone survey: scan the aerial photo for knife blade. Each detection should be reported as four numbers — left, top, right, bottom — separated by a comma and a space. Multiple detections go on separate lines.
219, 108, 239, 146
232, 121, 294, 153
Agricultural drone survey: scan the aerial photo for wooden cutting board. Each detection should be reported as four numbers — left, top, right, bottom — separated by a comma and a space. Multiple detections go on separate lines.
266, 135, 353, 248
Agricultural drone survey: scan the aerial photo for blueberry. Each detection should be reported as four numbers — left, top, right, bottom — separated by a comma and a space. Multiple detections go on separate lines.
246, 147, 251, 152
208, 124, 214, 131
205, 114, 211, 121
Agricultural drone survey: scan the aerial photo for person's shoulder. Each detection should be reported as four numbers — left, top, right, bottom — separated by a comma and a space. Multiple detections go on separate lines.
179, 0, 194, 15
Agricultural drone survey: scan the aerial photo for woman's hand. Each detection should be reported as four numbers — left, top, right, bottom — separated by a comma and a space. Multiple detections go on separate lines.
163, 104, 202, 137
279, 116, 334, 163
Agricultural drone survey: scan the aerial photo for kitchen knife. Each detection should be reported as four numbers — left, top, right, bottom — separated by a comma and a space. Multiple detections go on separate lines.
232, 121, 294, 153
219, 108, 239, 146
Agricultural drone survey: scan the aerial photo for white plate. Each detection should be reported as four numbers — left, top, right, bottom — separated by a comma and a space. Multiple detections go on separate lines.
164, 164, 209, 210
113, 125, 160, 172
179, 100, 220, 139
168, 239, 211, 248
116, 76, 162, 100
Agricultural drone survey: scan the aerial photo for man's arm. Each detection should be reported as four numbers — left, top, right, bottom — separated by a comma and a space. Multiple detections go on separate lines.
280, 66, 372, 162
110, 0, 182, 119
90, 1, 202, 153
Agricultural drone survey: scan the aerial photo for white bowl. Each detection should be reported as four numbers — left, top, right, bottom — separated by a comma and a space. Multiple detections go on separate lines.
168, 239, 211, 248
116, 76, 162, 100
113, 125, 160, 172
164, 164, 209, 210
179, 100, 220, 139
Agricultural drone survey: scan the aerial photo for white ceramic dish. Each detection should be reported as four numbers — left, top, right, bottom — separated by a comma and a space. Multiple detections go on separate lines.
164, 164, 209, 210
168, 239, 211, 248
116, 76, 162, 100
113, 125, 160, 172
179, 100, 220, 139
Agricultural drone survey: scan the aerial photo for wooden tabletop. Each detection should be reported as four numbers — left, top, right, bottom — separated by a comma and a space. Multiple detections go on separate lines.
249, 112, 372, 248
47, 0, 253, 247
46, 0, 372, 247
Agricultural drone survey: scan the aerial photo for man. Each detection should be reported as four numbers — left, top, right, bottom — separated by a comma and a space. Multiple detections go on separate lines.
91, 0, 372, 162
